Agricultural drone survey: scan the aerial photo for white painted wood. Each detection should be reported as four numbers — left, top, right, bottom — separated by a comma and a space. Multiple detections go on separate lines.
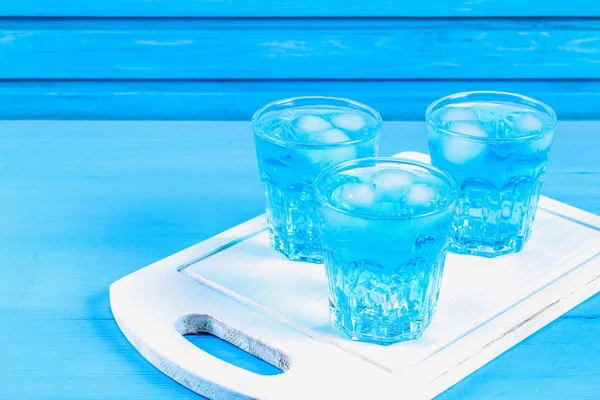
110, 152, 600, 400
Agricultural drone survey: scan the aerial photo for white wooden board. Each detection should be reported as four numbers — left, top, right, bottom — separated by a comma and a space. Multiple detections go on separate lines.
110, 152, 600, 400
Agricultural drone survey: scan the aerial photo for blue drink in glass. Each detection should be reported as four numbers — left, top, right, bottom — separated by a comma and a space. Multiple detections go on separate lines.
426, 91, 557, 257
252, 97, 381, 263
315, 158, 457, 344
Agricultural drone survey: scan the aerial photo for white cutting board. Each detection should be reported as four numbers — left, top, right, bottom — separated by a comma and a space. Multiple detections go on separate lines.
110, 152, 600, 400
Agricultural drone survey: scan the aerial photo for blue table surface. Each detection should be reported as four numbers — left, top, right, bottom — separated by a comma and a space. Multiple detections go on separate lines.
1, 120, 599, 399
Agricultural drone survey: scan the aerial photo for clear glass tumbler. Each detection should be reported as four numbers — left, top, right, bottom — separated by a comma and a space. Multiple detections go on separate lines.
426, 91, 557, 257
252, 97, 381, 263
315, 158, 458, 344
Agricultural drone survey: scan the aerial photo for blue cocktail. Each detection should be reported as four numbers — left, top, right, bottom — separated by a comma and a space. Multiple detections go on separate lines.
427, 92, 557, 257
252, 97, 381, 263
315, 158, 458, 344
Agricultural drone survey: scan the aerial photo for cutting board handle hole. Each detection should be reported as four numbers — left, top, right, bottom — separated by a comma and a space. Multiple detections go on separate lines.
176, 314, 289, 375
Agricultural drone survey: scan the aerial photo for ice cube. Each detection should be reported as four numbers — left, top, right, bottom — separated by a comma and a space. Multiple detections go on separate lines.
303, 129, 357, 165
293, 115, 332, 133
331, 113, 366, 131
442, 121, 488, 164
411, 169, 443, 188
514, 113, 543, 134
372, 169, 415, 201
440, 107, 478, 124
332, 183, 376, 209
304, 146, 357, 166
449, 121, 488, 138
404, 184, 438, 207
526, 130, 554, 154
312, 129, 352, 144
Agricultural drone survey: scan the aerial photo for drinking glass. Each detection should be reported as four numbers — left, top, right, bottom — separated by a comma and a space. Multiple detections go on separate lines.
426, 91, 557, 257
252, 97, 381, 263
315, 158, 458, 344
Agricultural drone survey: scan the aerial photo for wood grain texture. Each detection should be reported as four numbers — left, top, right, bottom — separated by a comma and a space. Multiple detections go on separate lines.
0, 314, 203, 400
2, 19, 600, 79
2, 80, 600, 121
2, 0, 600, 17
0, 121, 598, 399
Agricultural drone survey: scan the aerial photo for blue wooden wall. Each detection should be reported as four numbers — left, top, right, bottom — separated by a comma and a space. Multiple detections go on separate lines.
1, 1, 600, 120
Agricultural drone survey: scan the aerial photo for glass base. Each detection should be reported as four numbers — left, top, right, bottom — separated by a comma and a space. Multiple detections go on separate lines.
324, 251, 446, 345
330, 303, 427, 345
264, 181, 323, 264
449, 174, 543, 258
449, 234, 526, 258
269, 229, 323, 264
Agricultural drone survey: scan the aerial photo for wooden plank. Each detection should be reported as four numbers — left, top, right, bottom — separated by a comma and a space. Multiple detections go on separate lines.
1, 19, 600, 79
2, 80, 600, 121
2, 0, 600, 17
0, 313, 206, 399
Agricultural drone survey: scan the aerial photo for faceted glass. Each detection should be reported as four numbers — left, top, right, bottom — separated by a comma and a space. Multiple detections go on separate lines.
315, 158, 458, 344
252, 97, 381, 263
426, 91, 557, 257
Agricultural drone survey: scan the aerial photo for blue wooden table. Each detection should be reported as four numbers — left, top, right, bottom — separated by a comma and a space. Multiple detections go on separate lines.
1, 120, 599, 399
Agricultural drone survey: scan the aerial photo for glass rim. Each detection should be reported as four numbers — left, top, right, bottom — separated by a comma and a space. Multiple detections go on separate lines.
251, 96, 383, 149
425, 91, 558, 142
314, 157, 459, 221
